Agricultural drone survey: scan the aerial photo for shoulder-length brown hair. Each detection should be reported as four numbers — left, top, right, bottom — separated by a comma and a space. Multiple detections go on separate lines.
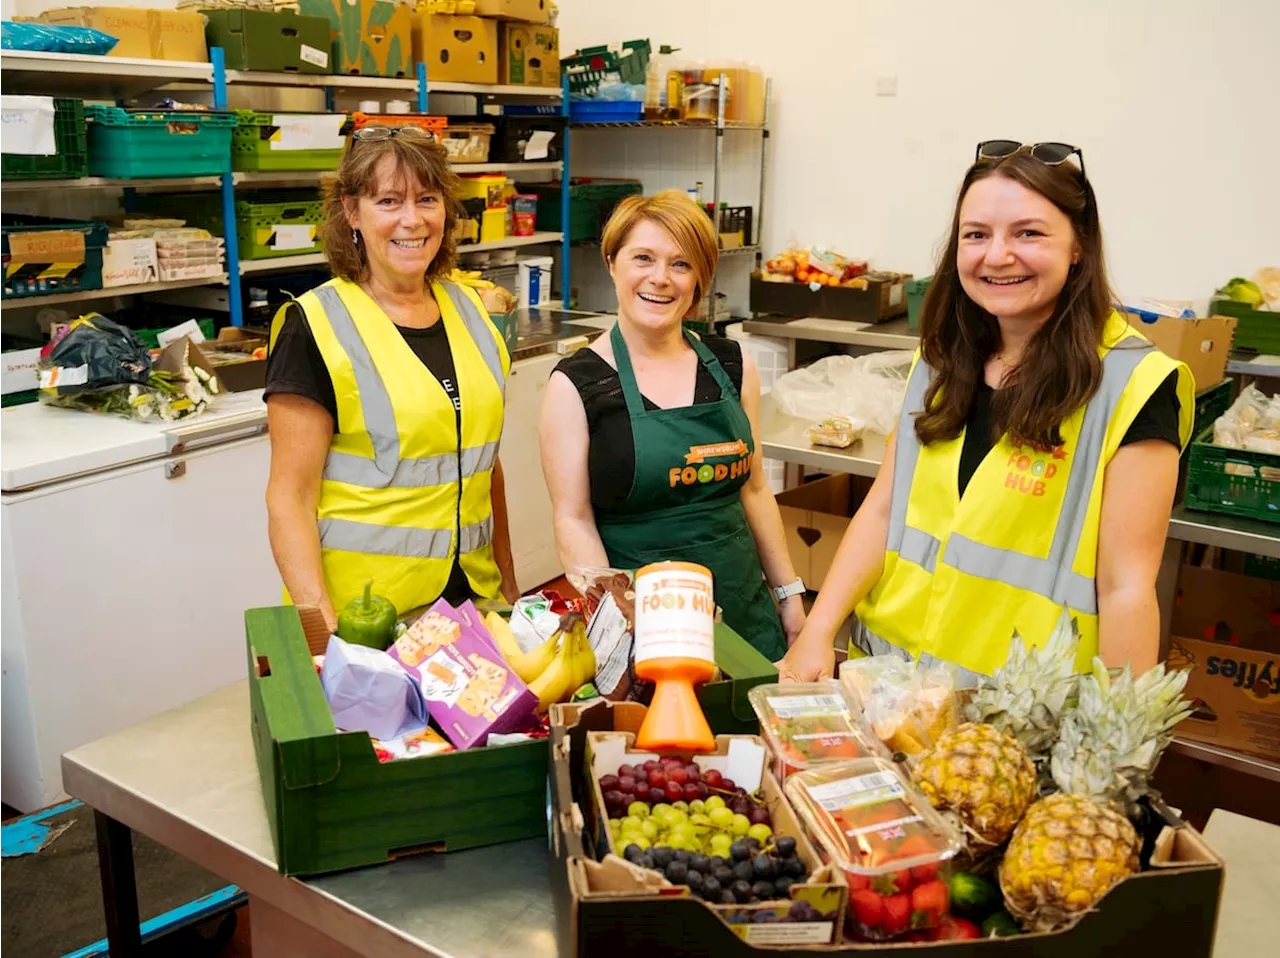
319, 134, 461, 285
914, 152, 1112, 451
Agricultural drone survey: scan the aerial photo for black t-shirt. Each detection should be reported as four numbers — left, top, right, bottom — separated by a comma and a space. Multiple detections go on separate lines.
554, 337, 745, 513
264, 301, 473, 606
956, 371, 1183, 496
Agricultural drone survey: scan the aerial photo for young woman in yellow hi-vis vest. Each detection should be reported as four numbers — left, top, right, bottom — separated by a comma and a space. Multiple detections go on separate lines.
265, 129, 518, 633
780, 142, 1194, 686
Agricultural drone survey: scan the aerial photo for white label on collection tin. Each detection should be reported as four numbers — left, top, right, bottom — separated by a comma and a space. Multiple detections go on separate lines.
632, 566, 715, 665
805, 771, 904, 812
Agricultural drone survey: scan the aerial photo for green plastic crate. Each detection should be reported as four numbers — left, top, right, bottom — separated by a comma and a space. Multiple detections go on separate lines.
1193, 378, 1234, 436
525, 178, 643, 242
3, 215, 108, 299
131, 318, 216, 349
1184, 425, 1280, 524
86, 107, 237, 179
232, 110, 348, 172
134, 190, 324, 260
1, 98, 88, 180
905, 275, 931, 333
1209, 298, 1280, 355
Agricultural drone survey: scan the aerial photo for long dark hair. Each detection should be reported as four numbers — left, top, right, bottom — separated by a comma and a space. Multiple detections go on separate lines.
914, 153, 1113, 451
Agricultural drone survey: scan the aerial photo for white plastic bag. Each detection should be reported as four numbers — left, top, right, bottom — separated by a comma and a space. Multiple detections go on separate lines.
771, 350, 914, 435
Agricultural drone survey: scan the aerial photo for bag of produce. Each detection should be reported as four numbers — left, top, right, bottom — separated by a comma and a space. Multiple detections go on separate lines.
38, 314, 220, 422
839, 656, 961, 755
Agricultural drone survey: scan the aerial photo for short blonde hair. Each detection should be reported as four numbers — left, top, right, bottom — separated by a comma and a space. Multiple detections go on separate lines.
320, 134, 461, 284
600, 190, 719, 308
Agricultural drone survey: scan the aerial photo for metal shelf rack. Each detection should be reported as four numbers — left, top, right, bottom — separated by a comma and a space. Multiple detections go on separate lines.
1, 50, 571, 327
569, 74, 772, 333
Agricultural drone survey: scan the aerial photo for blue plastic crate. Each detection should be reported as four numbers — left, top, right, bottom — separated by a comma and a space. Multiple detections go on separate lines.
2, 215, 109, 299
86, 107, 237, 179
569, 100, 644, 123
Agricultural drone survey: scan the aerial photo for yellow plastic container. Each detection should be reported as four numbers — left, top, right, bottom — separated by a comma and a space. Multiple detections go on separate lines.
716, 65, 765, 124
481, 206, 507, 244
457, 173, 507, 207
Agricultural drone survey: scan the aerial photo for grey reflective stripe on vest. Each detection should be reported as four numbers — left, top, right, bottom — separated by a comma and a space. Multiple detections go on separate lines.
888, 339, 1157, 615
319, 516, 492, 558
313, 282, 504, 490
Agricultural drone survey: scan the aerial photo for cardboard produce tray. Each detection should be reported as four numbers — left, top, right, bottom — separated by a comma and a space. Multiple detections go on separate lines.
549, 699, 1226, 957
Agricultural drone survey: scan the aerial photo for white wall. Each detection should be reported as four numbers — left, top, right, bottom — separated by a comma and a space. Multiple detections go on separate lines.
557, 0, 1280, 308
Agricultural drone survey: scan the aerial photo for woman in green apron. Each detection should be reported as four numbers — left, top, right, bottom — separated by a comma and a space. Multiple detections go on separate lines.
539, 191, 805, 662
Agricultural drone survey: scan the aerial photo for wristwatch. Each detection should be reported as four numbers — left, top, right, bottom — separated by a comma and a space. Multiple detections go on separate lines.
772, 578, 807, 602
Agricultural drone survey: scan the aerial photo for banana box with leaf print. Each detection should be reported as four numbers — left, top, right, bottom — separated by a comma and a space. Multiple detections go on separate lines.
297, 0, 413, 77
247, 602, 548, 877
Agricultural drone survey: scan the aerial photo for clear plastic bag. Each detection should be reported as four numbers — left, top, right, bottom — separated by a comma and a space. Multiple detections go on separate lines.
1213, 384, 1280, 450
772, 351, 914, 436
839, 656, 961, 756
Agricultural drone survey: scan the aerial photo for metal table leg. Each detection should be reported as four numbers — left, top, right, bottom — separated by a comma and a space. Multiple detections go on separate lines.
94, 809, 143, 957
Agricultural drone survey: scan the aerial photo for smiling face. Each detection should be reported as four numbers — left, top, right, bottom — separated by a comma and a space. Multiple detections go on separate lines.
344, 154, 445, 287
609, 218, 699, 333
956, 174, 1079, 326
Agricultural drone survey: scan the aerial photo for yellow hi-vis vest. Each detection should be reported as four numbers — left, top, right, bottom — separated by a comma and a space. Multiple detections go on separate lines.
274, 277, 510, 614
856, 311, 1193, 679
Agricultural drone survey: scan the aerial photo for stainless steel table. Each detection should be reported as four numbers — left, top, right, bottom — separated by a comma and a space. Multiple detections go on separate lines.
62, 682, 561, 958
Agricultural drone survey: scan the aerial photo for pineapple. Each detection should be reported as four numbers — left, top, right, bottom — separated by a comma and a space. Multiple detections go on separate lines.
1049, 657, 1192, 815
999, 792, 1139, 932
913, 722, 1038, 847
965, 609, 1081, 764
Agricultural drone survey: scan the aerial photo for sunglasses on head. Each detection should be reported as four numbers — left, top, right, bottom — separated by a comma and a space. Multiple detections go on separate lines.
976, 140, 1085, 179
351, 125, 436, 144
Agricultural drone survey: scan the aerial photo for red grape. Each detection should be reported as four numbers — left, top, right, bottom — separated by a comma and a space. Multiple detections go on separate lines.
664, 781, 684, 802
603, 789, 626, 809
695, 782, 709, 799
720, 778, 737, 792
685, 764, 701, 782
703, 769, 724, 788
642, 760, 658, 773
648, 770, 667, 788
617, 776, 637, 794
633, 784, 651, 803
599, 774, 620, 792
608, 805, 625, 819
683, 783, 700, 802
618, 764, 637, 780
748, 806, 771, 826
662, 755, 683, 767
668, 767, 688, 785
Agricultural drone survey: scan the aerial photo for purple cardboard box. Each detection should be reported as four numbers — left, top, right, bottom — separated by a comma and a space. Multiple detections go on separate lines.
389, 599, 538, 749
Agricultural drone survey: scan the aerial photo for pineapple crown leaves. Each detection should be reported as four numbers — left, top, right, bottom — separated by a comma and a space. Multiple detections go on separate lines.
965, 608, 1082, 759
1049, 657, 1194, 812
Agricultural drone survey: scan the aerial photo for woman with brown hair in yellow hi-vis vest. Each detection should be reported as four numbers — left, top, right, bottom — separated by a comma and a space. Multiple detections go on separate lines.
265, 128, 517, 632
780, 142, 1193, 686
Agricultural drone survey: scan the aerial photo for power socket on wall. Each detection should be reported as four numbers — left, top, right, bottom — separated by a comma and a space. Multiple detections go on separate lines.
876, 76, 898, 97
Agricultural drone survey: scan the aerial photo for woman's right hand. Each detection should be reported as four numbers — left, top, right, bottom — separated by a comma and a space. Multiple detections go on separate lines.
776, 630, 835, 683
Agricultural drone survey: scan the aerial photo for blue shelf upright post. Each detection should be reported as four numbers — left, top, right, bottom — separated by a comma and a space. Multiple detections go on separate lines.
211, 47, 243, 327
417, 62, 429, 114
560, 72, 571, 309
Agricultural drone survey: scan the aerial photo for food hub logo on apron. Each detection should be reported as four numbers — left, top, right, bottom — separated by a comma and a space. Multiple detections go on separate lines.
1004, 444, 1068, 497
669, 441, 751, 487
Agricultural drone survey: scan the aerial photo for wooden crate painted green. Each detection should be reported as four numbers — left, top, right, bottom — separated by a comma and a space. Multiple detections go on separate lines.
202, 8, 334, 74
1209, 298, 1280, 355
247, 605, 549, 878
297, 0, 413, 78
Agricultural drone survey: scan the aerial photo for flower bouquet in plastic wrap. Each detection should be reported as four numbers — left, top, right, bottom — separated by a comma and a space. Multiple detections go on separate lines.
37, 313, 221, 422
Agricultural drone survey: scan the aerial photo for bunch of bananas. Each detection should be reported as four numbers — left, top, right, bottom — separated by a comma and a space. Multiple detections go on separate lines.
484, 610, 596, 713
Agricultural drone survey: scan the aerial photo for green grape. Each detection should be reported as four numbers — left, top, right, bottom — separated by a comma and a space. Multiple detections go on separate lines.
747, 823, 773, 844
689, 799, 706, 814
730, 814, 751, 837
708, 807, 735, 829
672, 801, 689, 813
705, 796, 727, 811
622, 815, 643, 831
627, 802, 650, 818
640, 819, 659, 840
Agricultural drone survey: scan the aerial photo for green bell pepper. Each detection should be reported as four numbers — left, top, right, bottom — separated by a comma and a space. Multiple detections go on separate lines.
336, 579, 398, 650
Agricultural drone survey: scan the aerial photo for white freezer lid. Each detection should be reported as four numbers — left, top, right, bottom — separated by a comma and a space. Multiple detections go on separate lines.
1, 389, 267, 493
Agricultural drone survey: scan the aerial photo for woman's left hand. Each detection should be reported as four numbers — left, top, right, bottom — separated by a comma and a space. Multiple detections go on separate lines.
779, 594, 807, 647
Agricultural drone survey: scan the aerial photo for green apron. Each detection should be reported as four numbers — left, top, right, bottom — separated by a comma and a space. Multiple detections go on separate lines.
596, 323, 787, 662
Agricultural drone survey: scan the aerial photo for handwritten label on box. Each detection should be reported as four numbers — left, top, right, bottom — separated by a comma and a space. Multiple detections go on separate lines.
270, 114, 345, 152
0, 96, 57, 156
8, 231, 85, 263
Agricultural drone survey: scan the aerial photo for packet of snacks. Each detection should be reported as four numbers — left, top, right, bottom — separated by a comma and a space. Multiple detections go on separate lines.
839, 656, 961, 755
